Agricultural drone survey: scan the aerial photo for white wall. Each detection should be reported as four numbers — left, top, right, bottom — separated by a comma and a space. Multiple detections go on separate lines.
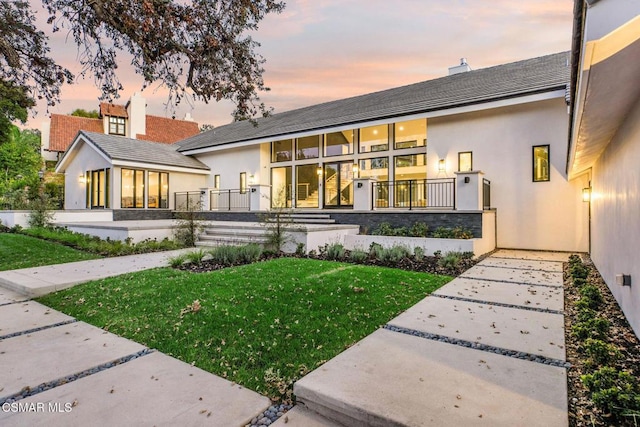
428, 98, 589, 252
584, 0, 640, 40
64, 141, 112, 210
195, 145, 266, 189
590, 96, 640, 337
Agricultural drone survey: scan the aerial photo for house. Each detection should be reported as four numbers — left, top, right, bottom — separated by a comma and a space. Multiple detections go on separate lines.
56, 51, 590, 256
568, 0, 640, 336
41, 93, 200, 162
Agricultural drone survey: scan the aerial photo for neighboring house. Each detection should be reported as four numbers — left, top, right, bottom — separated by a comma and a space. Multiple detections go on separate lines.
41, 93, 199, 161
568, 0, 640, 336
57, 52, 590, 255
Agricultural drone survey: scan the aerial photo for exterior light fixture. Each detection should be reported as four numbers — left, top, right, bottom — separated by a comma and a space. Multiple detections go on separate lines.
352, 163, 359, 178
38, 170, 44, 180
438, 159, 446, 172
582, 187, 591, 202
79, 174, 86, 184
316, 166, 323, 176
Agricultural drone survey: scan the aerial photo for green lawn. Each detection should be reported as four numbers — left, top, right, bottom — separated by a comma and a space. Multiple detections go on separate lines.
38, 258, 451, 401
0, 233, 100, 271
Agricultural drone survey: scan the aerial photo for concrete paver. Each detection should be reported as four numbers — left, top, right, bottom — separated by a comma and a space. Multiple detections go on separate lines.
0, 322, 144, 399
434, 277, 564, 311
490, 250, 570, 262
0, 287, 26, 305
460, 265, 563, 286
271, 406, 342, 427
389, 297, 566, 360
478, 257, 563, 272
0, 301, 73, 337
295, 328, 568, 427
0, 352, 270, 427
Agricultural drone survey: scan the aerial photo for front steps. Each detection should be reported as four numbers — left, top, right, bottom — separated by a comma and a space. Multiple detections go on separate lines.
196, 223, 270, 247
264, 213, 336, 225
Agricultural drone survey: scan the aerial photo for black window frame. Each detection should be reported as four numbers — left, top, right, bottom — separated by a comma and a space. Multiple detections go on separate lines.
108, 116, 126, 136
458, 151, 473, 172
532, 145, 550, 182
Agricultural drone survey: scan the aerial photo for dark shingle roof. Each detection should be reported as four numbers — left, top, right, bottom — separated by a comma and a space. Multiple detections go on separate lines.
177, 52, 570, 153
79, 131, 209, 170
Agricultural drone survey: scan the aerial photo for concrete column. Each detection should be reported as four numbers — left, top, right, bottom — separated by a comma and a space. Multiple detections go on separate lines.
455, 171, 485, 211
353, 178, 377, 211
250, 185, 271, 211
199, 188, 210, 211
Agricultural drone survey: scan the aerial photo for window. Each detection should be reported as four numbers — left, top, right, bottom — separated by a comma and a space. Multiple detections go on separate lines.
296, 135, 320, 160
359, 124, 388, 153
86, 168, 110, 209
240, 172, 247, 193
359, 157, 389, 181
394, 154, 426, 181
533, 145, 550, 182
121, 169, 145, 208
296, 164, 319, 208
108, 117, 125, 136
271, 139, 293, 162
271, 167, 292, 208
394, 119, 426, 149
324, 130, 354, 156
458, 151, 473, 172
214, 175, 220, 189
148, 172, 169, 208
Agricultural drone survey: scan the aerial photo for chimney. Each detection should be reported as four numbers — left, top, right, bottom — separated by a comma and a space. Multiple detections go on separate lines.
183, 112, 195, 122
126, 92, 146, 139
448, 58, 472, 76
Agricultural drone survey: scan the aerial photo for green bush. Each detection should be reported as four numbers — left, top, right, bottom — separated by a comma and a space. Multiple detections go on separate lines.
371, 222, 394, 236
238, 244, 263, 264
571, 264, 589, 280
209, 245, 241, 265
431, 226, 473, 239
572, 317, 611, 340
568, 254, 582, 265
349, 249, 368, 263
579, 285, 604, 309
409, 222, 429, 237
185, 249, 206, 265
582, 338, 621, 367
413, 246, 425, 261
168, 253, 189, 268
573, 277, 587, 287
438, 251, 463, 269
368, 242, 384, 259
576, 307, 598, 323
582, 367, 640, 418
326, 243, 345, 261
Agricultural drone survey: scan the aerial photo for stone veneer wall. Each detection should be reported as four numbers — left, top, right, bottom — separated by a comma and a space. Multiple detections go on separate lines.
113, 210, 174, 221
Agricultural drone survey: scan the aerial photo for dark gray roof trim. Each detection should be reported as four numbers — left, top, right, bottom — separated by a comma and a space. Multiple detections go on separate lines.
79, 131, 210, 170
178, 51, 570, 152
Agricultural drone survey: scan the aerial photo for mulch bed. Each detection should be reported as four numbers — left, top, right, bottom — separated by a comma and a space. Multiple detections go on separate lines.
564, 254, 640, 427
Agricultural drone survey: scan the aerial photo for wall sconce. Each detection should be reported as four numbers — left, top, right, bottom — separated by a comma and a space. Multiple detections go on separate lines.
464, 177, 470, 184
438, 159, 446, 172
582, 187, 591, 202
357, 182, 363, 188
352, 163, 359, 178
249, 174, 256, 185
316, 166, 323, 176
79, 174, 86, 184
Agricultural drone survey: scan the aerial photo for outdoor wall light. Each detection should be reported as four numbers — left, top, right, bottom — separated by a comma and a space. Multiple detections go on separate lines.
79, 174, 86, 184
352, 163, 359, 178
357, 182, 363, 189
438, 159, 446, 172
464, 177, 470, 183
582, 187, 591, 202
316, 166, 323, 176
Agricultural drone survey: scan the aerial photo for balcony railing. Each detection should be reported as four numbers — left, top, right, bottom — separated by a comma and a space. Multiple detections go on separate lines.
174, 191, 202, 211
373, 179, 456, 210
210, 189, 250, 211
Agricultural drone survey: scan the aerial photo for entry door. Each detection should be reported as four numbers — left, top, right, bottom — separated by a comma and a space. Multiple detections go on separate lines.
324, 162, 354, 208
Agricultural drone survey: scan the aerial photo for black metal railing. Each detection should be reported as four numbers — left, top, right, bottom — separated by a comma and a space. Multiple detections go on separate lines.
210, 189, 250, 211
373, 179, 455, 210
483, 178, 491, 210
174, 191, 202, 211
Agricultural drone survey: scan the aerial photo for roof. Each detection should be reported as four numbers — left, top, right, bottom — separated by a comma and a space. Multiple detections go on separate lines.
75, 131, 209, 171
137, 115, 200, 144
99, 103, 128, 118
48, 115, 103, 152
177, 51, 571, 153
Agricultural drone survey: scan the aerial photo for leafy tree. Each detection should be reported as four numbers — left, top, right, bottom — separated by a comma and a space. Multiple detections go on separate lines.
200, 124, 215, 133
70, 108, 99, 118
0, 0, 285, 121
0, 80, 35, 143
0, 126, 42, 197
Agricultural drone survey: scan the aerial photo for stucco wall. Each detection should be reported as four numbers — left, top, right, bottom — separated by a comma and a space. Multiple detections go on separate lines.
64, 141, 112, 210
590, 96, 640, 337
196, 145, 268, 189
428, 98, 589, 252
584, 0, 640, 40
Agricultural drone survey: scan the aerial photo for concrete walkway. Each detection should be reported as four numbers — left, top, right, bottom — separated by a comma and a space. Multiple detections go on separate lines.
0, 251, 270, 426
278, 249, 569, 426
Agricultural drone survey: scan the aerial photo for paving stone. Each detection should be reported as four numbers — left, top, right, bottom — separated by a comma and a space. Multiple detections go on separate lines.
0, 322, 144, 399
389, 297, 566, 360
0, 288, 26, 305
491, 250, 570, 262
295, 329, 568, 427
0, 352, 270, 427
271, 406, 342, 426
434, 277, 564, 312
0, 301, 74, 337
460, 265, 563, 287
478, 258, 563, 272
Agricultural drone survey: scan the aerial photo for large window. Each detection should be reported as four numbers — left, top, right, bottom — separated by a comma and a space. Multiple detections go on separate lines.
359, 124, 388, 153
240, 172, 248, 193
108, 117, 125, 136
86, 168, 110, 209
121, 169, 145, 208
296, 135, 320, 160
324, 130, 354, 157
272, 139, 293, 162
458, 151, 473, 172
394, 119, 426, 149
359, 157, 389, 181
533, 145, 550, 182
296, 164, 319, 208
394, 154, 427, 181
271, 167, 292, 208
148, 172, 169, 208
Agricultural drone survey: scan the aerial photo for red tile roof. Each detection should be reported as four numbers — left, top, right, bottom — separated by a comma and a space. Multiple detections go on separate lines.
48, 115, 103, 152
99, 102, 128, 118
137, 115, 200, 144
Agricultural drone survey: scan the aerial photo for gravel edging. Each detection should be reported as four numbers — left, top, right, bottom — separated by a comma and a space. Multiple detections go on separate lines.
0, 319, 78, 340
431, 293, 563, 314
245, 403, 293, 426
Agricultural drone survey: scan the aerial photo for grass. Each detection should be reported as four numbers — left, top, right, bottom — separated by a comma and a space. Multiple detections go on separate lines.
0, 233, 100, 271
37, 257, 451, 402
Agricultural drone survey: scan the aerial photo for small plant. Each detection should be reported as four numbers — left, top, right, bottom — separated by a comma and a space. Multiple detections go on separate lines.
28, 193, 54, 228
295, 242, 306, 256
371, 222, 394, 236
582, 338, 622, 367
379, 245, 411, 263
578, 284, 604, 309
409, 222, 429, 237
438, 251, 463, 270
173, 202, 204, 247
209, 245, 241, 265
259, 186, 297, 253
582, 367, 640, 418
326, 243, 345, 261
572, 317, 611, 340
570, 264, 589, 280
169, 253, 189, 268
349, 248, 368, 263
185, 249, 207, 265
573, 277, 587, 287
413, 246, 425, 261
238, 244, 263, 264
368, 242, 384, 259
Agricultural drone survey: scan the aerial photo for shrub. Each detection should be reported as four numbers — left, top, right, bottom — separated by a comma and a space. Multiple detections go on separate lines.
185, 249, 206, 265
173, 203, 204, 247
576, 307, 598, 323
438, 251, 463, 270
568, 254, 582, 265
371, 222, 394, 236
570, 264, 589, 280
413, 246, 425, 261
326, 243, 345, 261
579, 285, 604, 309
582, 338, 621, 367
209, 245, 241, 265
573, 277, 587, 287
238, 244, 263, 264
379, 245, 411, 264
27, 194, 54, 228
582, 367, 640, 418
368, 242, 384, 259
349, 249, 368, 263
295, 243, 306, 256
431, 226, 473, 239
572, 317, 611, 340
168, 253, 189, 268
461, 251, 474, 259
409, 222, 429, 237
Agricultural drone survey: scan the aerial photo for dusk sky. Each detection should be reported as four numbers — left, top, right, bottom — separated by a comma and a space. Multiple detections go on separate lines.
26, 0, 575, 129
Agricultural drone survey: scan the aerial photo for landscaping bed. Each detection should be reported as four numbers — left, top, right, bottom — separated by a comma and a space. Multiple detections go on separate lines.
565, 254, 640, 426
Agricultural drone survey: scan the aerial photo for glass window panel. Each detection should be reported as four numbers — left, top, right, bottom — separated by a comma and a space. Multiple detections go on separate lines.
108, 117, 125, 135
105, 168, 110, 208
214, 174, 220, 189
160, 173, 169, 208
271, 167, 292, 208
324, 130, 354, 156
296, 135, 320, 160
148, 172, 159, 208
458, 152, 472, 172
394, 119, 426, 149
394, 154, 427, 181
134, 170, 145, 208
533, 145, 550, 182
271, 139, 293, 162
359, 157, 389, 181
359, 124, 388, 153
295, 164, 319, 208
121, 169, 134, 208
240, 172, 247, 193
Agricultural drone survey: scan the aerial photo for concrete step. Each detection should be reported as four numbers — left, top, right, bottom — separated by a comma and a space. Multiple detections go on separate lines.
294, 328, 567, 427
265, 218, 336, 224
202, 228, 268, 237
196, 236, 270, 247
271, 405, 343, 426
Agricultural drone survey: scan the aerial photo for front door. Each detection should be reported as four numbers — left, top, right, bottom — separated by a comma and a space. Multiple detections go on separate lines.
324, 162, 354, 208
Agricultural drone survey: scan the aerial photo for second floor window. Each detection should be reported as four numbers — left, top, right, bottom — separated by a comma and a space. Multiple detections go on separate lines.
109, 117, 126, 135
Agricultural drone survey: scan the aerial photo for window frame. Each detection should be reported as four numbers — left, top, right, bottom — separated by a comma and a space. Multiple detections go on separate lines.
121, 168, 145, 208
214, 174, 220, 189
532, 145, 550, 182
147, 171, 169, 209
271, 139, 293, 163
85, 168, 110, 209
323, 130, 354, 157
108, 116, 126, 136
240, 172, 247, 194
458, 151, 473, 172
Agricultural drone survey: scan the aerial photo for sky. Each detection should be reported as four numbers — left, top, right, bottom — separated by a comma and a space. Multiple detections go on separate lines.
25, 0, 576, 129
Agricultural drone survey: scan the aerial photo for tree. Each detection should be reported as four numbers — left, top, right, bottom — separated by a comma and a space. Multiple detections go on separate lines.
199, 124, 215, 133
0, 80, 35, 143
70, 108, 99, 118
0, 0, 285, 121
0, 126, 42, 207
